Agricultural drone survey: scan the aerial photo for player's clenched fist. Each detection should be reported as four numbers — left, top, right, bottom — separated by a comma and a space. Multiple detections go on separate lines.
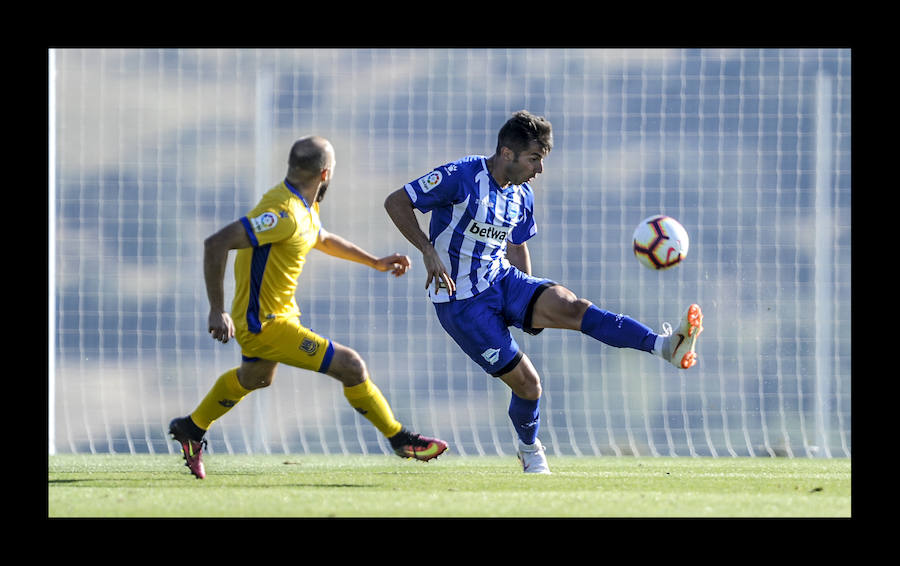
375, 253, 411, 277
208, 310, 236, 343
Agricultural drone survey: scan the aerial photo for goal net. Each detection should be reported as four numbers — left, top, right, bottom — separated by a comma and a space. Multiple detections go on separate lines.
50, 48, 851, 458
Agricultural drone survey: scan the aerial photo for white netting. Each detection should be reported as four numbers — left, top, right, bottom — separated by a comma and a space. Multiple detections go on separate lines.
50, 48, 851, 458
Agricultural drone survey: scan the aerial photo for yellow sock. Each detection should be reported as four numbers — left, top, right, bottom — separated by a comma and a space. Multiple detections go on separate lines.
343, 377, 403, 438
190, 368, 252, 431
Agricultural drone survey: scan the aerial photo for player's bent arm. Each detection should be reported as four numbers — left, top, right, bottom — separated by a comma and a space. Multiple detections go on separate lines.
384, 188, 455, 295
204, 221, 252, 342
315, 227, 379, 267
315, 228, 411, 276
507, 241, 532, 275
384, 189, 433, 254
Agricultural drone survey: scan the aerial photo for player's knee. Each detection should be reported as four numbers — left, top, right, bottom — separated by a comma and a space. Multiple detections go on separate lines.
534, 286, 591, 329
519, 380, 542, 400
552, 292, 592, 327
328, 346, 368, 386
237, 365, 276, 390
508, 371, 542, 400
571, 297, 593, 323
346, 351, 368, 383
499, 354, 542, 399
508, 373, 541, 400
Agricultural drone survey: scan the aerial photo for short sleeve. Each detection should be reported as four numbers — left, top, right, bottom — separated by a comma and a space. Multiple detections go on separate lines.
240, 208, 297, 247
403, 165, 466, 213
507, 186, 537, 245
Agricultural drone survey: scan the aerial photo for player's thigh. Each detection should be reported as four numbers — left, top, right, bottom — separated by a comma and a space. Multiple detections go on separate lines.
236, 316, 334, 374
498, 269, 555, 334
529, 284, 591, 330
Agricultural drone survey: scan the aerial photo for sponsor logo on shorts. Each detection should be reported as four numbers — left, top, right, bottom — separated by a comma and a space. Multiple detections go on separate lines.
300, 338, 319, 355
465, 219, 511, 246
481, 347, 500, 365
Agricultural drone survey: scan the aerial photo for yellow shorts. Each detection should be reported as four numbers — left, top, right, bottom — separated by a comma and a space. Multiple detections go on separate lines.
235, 315, 334, 373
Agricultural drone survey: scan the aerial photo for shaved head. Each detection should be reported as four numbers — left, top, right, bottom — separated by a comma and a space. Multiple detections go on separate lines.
288, 136, 334, 176
287, 136, 335, 202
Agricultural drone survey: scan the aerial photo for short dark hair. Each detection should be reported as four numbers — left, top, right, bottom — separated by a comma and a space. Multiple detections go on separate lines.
496, 110, 553, 156
288, 136, 331, 177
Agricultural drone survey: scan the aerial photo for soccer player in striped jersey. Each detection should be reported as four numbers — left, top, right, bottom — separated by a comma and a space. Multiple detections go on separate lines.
169, 136, 447, 479
385, 111, 702, 474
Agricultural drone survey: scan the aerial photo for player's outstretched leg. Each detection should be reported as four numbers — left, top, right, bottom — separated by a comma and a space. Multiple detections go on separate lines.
659, 304, 704, 369
389, 427, 449, 461
168, 416, 208, 479
516, 438, 551, 474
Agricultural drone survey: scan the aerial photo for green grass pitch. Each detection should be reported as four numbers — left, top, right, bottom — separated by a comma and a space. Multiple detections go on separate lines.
48, 453, 850, 518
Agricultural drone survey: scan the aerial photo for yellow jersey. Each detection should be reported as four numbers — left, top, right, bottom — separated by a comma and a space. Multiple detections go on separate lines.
232, 180, 322, 334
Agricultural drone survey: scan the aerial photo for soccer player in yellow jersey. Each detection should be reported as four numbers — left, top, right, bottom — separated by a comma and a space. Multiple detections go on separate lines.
169, 136, 448, 479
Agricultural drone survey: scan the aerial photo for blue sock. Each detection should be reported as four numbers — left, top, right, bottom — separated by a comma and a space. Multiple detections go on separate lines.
508, 393, 540, 445
580, 305, 657, 352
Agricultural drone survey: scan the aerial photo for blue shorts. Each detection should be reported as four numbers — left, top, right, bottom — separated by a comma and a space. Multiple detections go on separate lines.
433, 267, 555, 376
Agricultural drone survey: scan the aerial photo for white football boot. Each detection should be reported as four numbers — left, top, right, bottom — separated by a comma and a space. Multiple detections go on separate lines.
658, 303, 704, 369
517, 438, 552, 474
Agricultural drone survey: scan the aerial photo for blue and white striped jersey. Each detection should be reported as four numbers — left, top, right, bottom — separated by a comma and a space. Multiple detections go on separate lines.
403, 155, 538, 303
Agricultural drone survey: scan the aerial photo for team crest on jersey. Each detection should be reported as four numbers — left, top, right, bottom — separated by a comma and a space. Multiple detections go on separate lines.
251, 212, 279, 233
418, 171, 443, 193
506, 200, 521, 220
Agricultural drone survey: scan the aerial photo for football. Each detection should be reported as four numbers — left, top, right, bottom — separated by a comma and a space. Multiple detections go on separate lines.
632, 215, 690, 270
